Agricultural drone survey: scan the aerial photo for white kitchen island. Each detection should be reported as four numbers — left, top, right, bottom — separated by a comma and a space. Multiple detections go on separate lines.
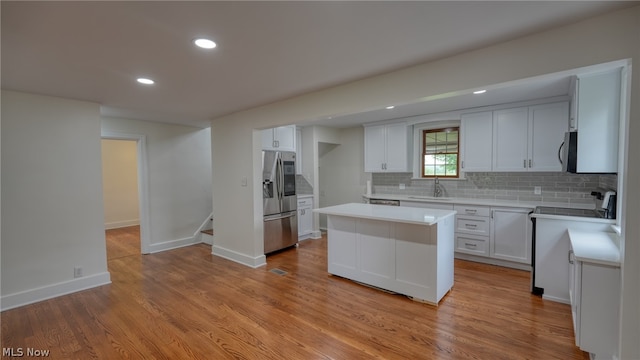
314, 203, 456, 305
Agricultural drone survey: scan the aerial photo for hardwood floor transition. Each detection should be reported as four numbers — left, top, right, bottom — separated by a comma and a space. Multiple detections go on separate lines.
1, 232, 588, 359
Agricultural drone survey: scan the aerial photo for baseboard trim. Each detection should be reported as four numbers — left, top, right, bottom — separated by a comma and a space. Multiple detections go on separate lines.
1, 272, 111, 312
104, 219, 140, 230
148, 236, 198, 253
542, 294, 571, 304
212, 245, 266, 268
311, 230, 322, 239
454, 253, 531, 271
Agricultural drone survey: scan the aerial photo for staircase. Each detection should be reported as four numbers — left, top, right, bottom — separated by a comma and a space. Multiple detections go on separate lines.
201, 228, 214, 245
198, 215, 214, 245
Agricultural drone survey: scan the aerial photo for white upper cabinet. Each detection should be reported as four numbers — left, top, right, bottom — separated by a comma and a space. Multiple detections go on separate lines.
528, 102, 569, 171
493, 107, 530, 171
364, 122, 411, 172
574, 68, 621, 173
460, 111, 493, 172
493, 103, 568, 172
262, 125, 296, 152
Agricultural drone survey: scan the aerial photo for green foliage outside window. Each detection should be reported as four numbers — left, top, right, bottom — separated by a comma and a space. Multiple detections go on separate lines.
422, 127, 459, 178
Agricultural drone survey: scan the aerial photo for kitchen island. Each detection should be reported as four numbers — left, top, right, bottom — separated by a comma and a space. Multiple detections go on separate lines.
314, 203, 456, 305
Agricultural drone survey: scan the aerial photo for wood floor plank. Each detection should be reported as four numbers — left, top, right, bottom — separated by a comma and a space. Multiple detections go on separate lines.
1, 231, 588, 359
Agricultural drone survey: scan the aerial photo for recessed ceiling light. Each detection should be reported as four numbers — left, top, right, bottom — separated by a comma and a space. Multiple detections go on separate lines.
136, 78, 155, 85
473, 89, 487, 94
193, 38, 217, 49
386, 105, 395, 109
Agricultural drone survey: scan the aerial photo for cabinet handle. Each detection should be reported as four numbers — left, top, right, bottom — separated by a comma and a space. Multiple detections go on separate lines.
465, 209, 477, 214
465, 223, 478, 228
529, 159, 532, 168
465, 243, 477, 248
524, 159, 527, 168
568, 250, 574, 264
461, 160, 464, 169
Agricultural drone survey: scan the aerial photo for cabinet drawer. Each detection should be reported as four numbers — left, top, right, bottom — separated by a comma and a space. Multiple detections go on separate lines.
456, 216, 490, 235
456, 234, 489, 256
454, 205, 490, 217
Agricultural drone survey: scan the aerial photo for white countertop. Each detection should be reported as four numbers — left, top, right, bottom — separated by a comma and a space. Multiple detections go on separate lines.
364, 193, 618, 224
314, 203, 456, 226
364, 193, 589, 210
568, 229, 620, 267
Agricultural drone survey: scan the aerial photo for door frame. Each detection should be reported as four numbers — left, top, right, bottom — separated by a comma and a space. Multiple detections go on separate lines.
101, 131, 151, 254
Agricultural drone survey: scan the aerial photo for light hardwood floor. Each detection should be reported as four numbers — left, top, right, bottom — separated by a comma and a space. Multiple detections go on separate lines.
2, 231, 588, 359
105, 225, 140, 261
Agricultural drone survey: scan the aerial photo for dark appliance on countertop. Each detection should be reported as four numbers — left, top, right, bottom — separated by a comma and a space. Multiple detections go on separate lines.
263, 150, 298, 254
529, 188, 616, 295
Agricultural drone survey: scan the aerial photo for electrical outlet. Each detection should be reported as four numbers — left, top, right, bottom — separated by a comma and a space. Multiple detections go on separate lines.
399, 183, 405, 190
74, 266, 83, 278
534, 186, 542, 195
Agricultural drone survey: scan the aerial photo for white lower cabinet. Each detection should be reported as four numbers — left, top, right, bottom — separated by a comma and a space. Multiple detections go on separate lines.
298, 197, 313, 240
490, 208, 531, 264
454, 205, 491, 257
569, 243, 620, 359
454, 205, 532, 268
398, 202, 532, 269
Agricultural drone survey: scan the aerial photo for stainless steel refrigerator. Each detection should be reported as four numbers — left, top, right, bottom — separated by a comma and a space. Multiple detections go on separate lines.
262, 150, 298, 254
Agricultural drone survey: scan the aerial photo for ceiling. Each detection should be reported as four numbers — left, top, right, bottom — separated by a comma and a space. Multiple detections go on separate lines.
1, 1, 634, 128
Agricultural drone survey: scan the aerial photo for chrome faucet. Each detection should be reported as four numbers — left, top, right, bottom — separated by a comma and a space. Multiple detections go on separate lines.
433, 176, 442, 198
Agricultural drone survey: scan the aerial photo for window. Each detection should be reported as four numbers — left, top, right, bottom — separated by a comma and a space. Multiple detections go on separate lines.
422, 127, 459, 178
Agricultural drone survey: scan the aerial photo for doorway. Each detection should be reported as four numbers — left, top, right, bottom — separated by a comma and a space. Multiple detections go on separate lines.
101, 132, 151, 257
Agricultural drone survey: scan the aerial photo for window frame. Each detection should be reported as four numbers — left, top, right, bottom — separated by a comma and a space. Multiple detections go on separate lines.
420, 126, 460, 179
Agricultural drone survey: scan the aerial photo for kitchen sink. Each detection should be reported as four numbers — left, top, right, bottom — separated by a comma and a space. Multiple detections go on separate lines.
408, 196, 451, 201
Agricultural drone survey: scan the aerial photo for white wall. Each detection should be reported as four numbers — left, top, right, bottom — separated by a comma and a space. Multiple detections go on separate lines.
210, 7, 639, 358
101, 117, 213, 253
1, 90, 110, 309
101, 139, 139, 229
318, 126, 367, 229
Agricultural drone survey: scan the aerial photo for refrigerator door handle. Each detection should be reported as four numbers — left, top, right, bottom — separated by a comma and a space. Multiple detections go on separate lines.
276, 157, 283, 200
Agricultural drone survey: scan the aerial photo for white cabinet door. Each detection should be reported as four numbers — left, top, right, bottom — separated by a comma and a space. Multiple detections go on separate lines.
461, 111, 493, 172
364, 125, 386, 172
528, 102, 568, 171
364, 123, 410, 172
384, 122, 410, 172
578, 262, 620, 357
298, 198, 313, 238
493, 107, 529, 171
490, 208, 531, 264
274, 125, 296, 152
575, 68, 621, 173
262, 129, 275, 150
261, 125, 296, 152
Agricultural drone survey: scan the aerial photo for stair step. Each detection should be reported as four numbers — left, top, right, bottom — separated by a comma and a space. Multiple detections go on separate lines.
201, 229, 214, 236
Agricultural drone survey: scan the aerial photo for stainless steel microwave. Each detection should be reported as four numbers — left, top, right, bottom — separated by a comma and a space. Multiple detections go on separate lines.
560, 131, 578, 173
